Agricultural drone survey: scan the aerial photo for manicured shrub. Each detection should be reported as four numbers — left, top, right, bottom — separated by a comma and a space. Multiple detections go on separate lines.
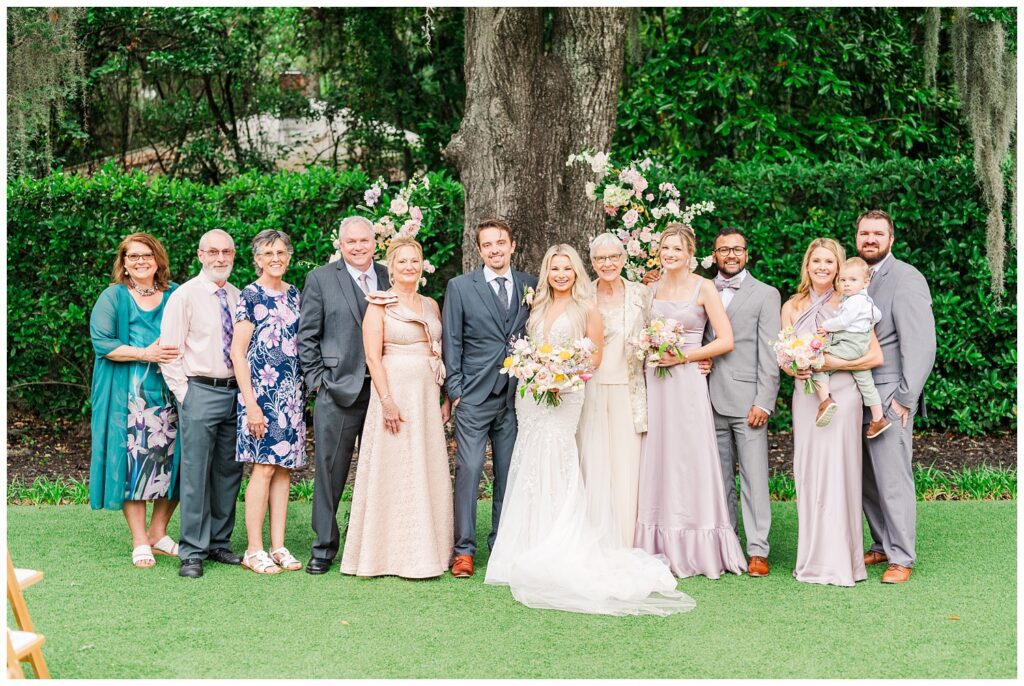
8, 157, 1014, 434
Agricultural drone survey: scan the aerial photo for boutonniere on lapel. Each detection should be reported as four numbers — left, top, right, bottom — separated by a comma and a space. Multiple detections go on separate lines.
521, 285, 536, 307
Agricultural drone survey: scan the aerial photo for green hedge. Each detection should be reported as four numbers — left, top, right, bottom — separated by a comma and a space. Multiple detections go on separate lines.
7, 165, 464, 414
7, 157, 1016, 434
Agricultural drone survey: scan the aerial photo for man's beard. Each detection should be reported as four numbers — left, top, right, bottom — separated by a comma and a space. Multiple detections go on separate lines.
203, 264, 233, 282
857, 243, 891, 265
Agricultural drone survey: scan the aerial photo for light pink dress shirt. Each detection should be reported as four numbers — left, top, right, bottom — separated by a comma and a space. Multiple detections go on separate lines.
159, 270, 240, 404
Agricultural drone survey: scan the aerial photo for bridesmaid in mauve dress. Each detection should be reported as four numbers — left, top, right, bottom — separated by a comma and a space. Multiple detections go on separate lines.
635, 224, 748, 579
782, 238, 881, 586
341, 239, 454, 579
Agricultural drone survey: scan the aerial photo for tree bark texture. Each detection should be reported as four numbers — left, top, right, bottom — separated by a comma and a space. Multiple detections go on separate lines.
446, 8, 632, 274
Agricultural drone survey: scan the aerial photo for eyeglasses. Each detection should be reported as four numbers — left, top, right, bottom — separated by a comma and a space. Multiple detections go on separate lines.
125, 253, 155, 263
593, 254, 624, 264
256, 250, 291, 260
714, 247, 747, 257
201, 249, 236, 258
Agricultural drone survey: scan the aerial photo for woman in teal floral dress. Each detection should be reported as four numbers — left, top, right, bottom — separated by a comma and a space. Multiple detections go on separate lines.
230, 230, 306, 574
90, 233, 182, 568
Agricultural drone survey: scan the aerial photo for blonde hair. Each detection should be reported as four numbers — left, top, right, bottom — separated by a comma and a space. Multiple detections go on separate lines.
789, 237, 846, 305
842, 256, 871, 280
385, 237, 423, 285
658, 223, 696, 261
528, 244, 594, 341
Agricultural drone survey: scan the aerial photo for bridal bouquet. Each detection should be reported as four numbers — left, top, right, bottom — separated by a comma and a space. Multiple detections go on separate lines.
567, 150, 715, 282
501, 336, 597, 407
772, 326, 827, 394
632, 317, 687, 379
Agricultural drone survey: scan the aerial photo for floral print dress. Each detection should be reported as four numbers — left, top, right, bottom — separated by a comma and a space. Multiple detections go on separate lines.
234, 282, 306, 469
125, 297, 179, 500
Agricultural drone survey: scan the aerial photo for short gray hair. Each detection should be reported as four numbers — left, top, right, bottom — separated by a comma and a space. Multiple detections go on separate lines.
338, 215, 374, 240
198, 228, 235, 250
251, 229, 293, 276
589, 232, 626, 260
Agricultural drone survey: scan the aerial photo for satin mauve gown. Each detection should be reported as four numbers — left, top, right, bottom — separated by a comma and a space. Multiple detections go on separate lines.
340, 294, 454, 578
791, 294, 867, 586
635, 281, 747, 579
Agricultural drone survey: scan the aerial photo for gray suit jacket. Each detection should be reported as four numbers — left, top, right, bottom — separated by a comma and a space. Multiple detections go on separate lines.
442, 268, 537, 405
297, 260, 390, 408
704, 273, 782, 418
867, 256, 935, 417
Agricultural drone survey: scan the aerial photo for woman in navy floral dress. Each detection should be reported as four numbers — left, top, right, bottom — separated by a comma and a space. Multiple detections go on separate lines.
230, 230, 306, 574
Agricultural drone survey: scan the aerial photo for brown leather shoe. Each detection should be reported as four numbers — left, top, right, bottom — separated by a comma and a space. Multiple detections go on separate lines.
864, 550, 888, 566
881, 563, 912, 584
747, 556, 770, 577
866, 417, 892, 439
815, 397, 838, 427
451, 555, 473, 578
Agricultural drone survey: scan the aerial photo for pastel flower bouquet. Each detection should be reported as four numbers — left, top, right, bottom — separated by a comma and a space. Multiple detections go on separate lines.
567, 150, 715, 282
501, 336, 597, 407
633, 317, 687, 379
332, 172, 438, 284
772, 326, 827, 394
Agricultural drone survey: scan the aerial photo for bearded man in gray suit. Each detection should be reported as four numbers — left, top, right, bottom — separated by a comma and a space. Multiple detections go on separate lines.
298, 216, 390, 574
704, 227, 781, 577
442, 218, 537, 578
833, 209, 934, 584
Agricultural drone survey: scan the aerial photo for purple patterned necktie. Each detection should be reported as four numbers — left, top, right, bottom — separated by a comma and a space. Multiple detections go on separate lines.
216, 288, 233, 369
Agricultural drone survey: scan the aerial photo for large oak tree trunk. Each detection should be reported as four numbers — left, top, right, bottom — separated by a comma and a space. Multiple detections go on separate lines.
445, 8, 632, 274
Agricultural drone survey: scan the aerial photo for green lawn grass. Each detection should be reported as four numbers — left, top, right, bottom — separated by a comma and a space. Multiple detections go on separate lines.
7, 501, 1015, 678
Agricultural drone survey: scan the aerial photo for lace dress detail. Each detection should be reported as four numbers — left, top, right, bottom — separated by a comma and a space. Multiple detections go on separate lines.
485, 313, 695, 616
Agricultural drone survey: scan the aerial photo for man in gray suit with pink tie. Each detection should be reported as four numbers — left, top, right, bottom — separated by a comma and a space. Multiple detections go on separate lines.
704, 226, 781, 577
845, 210, 935, 584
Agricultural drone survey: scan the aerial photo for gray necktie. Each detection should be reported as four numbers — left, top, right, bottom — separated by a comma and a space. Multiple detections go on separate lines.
358, 273, 370, 294
495, 277, 509, 316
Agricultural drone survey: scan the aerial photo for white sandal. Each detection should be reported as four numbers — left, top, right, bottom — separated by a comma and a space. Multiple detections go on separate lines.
269, 547, 302, 571
132, 544, 155, 568
242, 550, 281, 575
152, 535, 179, 557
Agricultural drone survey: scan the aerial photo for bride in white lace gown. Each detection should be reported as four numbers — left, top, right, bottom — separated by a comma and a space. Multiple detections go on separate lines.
485, 245, 695, 616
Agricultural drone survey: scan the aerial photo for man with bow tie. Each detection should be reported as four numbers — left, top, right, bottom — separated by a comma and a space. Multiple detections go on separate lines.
703, 227, 781, 577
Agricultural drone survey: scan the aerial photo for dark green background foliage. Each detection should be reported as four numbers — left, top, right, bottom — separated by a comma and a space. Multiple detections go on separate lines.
617, 7, 965, 168
7, 158, 1014, 434
7, 166, 463, 414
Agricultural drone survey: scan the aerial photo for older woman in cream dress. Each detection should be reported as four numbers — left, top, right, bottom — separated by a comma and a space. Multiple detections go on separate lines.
576, 233, 652, 547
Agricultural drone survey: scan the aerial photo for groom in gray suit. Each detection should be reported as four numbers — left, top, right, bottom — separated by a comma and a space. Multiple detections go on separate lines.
703, 227, 781, 577
442, 218, 537, 578
298, 216, 390, 574
849, 210, 935, 584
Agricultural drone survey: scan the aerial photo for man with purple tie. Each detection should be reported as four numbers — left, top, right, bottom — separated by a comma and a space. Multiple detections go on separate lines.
160, 229, 245, 578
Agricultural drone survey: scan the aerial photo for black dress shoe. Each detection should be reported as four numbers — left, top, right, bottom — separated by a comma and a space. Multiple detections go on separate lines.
208, 548, 242, 565
305, 557, 332, 575
179, 558, 203, 578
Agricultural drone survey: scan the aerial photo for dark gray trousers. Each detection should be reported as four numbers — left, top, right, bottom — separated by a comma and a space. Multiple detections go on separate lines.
452, 391, 518, 557
309, 380, 371, 562
177, 380, 244, 561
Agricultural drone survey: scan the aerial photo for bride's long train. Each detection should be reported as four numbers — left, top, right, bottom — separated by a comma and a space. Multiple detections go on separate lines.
485, 381, 695, 616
